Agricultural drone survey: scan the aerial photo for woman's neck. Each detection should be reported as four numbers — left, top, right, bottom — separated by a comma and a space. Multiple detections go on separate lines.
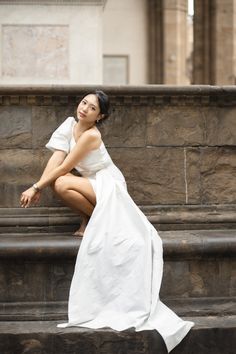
76, 119, 95, 133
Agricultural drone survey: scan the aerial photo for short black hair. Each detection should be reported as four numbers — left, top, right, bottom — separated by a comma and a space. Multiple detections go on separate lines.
94, 90, 110, 119
81, 90, 111, 125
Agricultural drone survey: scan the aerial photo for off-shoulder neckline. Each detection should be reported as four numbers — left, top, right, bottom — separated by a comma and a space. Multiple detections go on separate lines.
71, 119, 104, 151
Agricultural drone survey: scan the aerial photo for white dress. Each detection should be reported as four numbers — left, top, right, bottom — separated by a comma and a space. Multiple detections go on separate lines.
46, 117, 194, 353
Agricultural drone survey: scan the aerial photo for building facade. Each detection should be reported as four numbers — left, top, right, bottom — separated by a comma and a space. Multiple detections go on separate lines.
0, 0, 235, 85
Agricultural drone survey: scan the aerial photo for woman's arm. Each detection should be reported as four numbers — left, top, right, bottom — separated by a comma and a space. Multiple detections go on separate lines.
36, 131, 99, 189
20, 131, 100, 207
40, 150, 67, 180
20, 150, 67, 208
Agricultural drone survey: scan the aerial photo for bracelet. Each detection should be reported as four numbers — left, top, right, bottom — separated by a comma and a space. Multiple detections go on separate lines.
32, 183, 40, 192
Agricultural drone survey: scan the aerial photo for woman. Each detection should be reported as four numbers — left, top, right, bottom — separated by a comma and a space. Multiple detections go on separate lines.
20, 90, 194, 353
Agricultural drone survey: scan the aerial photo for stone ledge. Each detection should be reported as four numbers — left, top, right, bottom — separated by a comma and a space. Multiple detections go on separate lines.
0, 317, 235, 354
0, 0, 107, 5
0, 321, 168, 354
1, 205, 236, 229
0, 297, 235, 321
0, 84, 236, 95
0, 230, 235, 259
0, 85, 236, 106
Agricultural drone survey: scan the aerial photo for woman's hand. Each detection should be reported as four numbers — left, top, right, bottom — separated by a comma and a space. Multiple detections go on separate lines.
20, 187, 41, 208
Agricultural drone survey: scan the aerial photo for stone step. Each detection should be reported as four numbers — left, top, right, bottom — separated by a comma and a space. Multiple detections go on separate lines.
0, 297, 235, 321
1, 229, 236, 258
0, 316, 235, 354
2, 205, 236, 233
0, 230, 235, 321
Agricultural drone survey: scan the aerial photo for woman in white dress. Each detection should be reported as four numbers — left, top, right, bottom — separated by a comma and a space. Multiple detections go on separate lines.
20, 90, 194, 353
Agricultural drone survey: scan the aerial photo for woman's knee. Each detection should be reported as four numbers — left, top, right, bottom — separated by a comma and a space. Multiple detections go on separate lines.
52, 176, 69, 195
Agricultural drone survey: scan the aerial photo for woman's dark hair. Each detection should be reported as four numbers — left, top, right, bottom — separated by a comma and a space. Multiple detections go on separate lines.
80, 90, 111, 125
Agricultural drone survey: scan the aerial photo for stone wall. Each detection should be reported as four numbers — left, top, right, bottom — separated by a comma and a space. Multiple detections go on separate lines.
0, 85, 236, 209
0, 1, 106, 85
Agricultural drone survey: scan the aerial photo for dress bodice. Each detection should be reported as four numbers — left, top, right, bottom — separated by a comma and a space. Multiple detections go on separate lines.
70, 124, 113, 176
46, 116, 113, 177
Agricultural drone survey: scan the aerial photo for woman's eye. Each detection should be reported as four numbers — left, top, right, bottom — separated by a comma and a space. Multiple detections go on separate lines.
92, 107, 96, 111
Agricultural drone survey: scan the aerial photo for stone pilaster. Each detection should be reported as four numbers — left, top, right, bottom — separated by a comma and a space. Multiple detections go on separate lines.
148, 0, 188, 84
148, 0, 164, 84
193, 0, 212, 84
193, 0, 236, 85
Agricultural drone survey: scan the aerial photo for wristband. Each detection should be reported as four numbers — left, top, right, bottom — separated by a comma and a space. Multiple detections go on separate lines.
32, 183, 40, 192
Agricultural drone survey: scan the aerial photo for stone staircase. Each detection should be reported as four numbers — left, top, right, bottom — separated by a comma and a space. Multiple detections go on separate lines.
0, 206, 235, 354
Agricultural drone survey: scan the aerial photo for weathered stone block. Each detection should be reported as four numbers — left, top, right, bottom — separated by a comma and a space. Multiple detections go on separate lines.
0, 149, 61, 207
147, 106, 204, 146
100, 105, 147, 147
110, 147, 186, 204
185, 148, 201, 204
47, 263, 74, 302
162, 258, 236, 299
0, 149, 45, 184
200, 147, 236, 204
147, 106, 236, 147
32, 106, 75, 148
183, 147, 236, 205
205, 107, 236, 146
0, 323, 168, 354
0, 260, 73, 302
0, 106, 32, 148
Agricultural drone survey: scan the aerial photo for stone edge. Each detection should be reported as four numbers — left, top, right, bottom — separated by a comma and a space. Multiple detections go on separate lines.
0, 85, 236, 106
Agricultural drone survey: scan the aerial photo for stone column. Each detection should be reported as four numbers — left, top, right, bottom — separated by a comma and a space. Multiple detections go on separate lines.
193, 0, 236, 85
148, 0, 188, 84
162, 0, 188, 84
192, 0, 212, 84
148, 0, 164, 84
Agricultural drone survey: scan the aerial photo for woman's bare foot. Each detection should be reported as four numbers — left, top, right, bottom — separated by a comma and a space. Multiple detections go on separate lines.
73, 216, 90, 237
73, 230, 84, 237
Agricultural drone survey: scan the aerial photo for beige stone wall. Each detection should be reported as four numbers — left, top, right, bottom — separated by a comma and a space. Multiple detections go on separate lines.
0, 2, 105, 85
163, 0, 188, 84
103, 0, 148, 84
214, 0, 236, 84
1, 85, 236, 208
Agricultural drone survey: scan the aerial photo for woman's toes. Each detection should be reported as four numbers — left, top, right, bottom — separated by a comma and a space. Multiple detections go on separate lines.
73, 230, 84, 237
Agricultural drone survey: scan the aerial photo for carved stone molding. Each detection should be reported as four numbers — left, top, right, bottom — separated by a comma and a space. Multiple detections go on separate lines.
0, 85, 236, 107
0, 0, 107, 5
1, 205, 236, 228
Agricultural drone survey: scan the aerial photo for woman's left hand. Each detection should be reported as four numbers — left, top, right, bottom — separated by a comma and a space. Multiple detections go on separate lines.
20, 187, 41, 208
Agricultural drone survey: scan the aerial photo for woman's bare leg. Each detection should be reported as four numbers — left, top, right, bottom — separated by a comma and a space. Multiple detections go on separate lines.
51, 174, 96, 236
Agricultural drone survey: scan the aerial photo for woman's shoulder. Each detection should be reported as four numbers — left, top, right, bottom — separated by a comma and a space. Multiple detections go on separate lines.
82, 125, 101, 138
81, 127, 102, 149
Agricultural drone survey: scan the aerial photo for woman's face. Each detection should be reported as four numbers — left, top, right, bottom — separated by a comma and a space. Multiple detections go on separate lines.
77, 94, 101, 124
